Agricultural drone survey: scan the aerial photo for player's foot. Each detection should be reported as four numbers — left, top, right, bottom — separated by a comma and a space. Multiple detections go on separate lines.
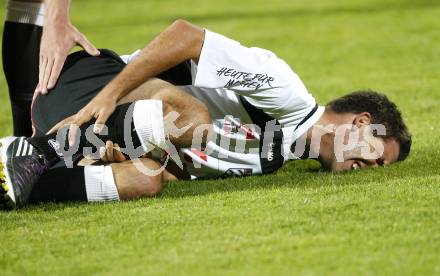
0, 137, 49, 210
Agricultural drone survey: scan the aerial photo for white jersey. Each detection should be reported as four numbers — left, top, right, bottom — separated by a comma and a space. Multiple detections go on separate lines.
121, 30, 324, 179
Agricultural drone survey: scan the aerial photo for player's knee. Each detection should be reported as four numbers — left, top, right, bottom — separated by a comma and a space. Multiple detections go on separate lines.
151, 86, 211, 146
137, 171, 163, 198
112, 159, 164, 200
130, 168, 163, 199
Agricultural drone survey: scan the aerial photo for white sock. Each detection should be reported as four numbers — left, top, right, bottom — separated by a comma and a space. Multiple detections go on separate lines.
84, 165, 120, 202
133, 100, 167, 153
5, 0, 45, 26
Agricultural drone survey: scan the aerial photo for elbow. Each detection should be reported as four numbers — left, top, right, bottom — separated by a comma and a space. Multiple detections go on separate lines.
170, 19, 197, 36
171, 19, 192, 30
169, 19, 204, 60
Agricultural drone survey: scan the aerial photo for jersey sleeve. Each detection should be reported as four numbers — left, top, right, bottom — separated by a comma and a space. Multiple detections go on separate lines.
193, 30, 317, 126
194, 30, 293, 92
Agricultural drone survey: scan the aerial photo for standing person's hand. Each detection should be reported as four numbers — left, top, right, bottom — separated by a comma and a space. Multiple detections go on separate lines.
36, 21, 100, 94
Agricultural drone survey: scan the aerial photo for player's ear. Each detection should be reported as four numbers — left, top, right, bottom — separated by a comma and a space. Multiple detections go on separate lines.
352, 112, 371, 128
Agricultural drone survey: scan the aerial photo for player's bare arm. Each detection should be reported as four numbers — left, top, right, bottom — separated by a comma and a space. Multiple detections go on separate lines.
102, 20, 204, 103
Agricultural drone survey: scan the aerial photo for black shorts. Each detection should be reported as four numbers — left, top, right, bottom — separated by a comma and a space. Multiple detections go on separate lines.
32, 49, 192, 136
32, 49, 125, 135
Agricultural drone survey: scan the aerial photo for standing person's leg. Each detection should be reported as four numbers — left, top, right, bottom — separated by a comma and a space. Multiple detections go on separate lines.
3, 0, 44, 136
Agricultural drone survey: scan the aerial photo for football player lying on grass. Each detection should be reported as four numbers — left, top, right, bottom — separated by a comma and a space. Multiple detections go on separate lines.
0, 20, 411, 210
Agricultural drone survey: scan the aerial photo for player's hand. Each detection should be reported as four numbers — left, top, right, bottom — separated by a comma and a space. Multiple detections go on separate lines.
100, 141, 127, 163
36, 21, 100, 95
47, 95, 117, 146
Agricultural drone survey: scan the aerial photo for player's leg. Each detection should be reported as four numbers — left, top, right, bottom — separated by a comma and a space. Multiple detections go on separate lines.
3, 0, 44, 136
31, 48, 211, 148
28, 165, 89, 203
30, 87, 210, 156
28, 158, 172, 204
0, 82, 209, 209
0, 49, 210, 209
119, 77, 211, 147
112, 158, 177, 200
29, 74, 212, 164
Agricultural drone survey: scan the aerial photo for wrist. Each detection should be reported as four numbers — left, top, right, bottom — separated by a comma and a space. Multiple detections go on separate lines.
45, 1, 70, 24
100, 88, 120, 103
45, 12, 70, 25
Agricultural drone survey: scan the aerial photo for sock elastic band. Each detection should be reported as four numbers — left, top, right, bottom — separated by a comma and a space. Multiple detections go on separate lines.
84, 165, 120, 202
133, 100, 166, 153
6, 0, 45, 26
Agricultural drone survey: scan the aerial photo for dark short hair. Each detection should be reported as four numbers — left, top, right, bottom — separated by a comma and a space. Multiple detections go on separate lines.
326, 90, 411, 161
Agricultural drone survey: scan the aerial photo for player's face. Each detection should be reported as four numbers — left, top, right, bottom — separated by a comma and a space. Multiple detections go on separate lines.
328, 136, 400, 172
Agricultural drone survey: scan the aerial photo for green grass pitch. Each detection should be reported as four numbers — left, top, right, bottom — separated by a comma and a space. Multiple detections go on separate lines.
1, 0, 439, 274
